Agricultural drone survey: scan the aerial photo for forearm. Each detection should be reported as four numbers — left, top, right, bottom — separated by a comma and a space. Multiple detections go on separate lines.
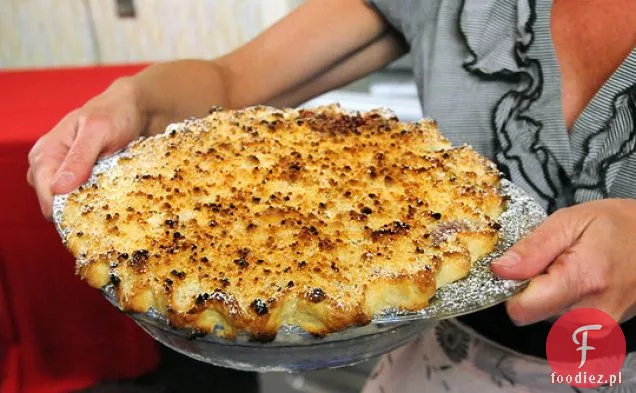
131, 0, 402, 135
269, 32, 408, 108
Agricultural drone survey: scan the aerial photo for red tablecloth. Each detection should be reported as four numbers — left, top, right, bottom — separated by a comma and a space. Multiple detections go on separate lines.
0, 65, 159, 393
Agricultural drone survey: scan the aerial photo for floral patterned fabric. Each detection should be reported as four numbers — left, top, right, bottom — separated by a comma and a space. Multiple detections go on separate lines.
362, 319, 636, 393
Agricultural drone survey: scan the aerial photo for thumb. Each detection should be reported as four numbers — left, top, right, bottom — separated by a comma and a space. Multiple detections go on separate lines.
505, 257, 581, 325
505, 240, 602, 325
50, 115, 110, 194
491, 206, 593, 280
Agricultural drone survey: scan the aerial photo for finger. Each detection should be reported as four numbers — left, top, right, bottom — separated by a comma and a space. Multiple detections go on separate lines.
505, 246, 597, 325
50, 115, 109, 194
31, 155, 62, 218
28, 114, 79, 217
491, 206, 595, 280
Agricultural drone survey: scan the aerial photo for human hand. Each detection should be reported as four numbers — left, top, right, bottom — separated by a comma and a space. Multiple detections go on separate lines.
27, 78, 148, 219
492, 199, 636, 325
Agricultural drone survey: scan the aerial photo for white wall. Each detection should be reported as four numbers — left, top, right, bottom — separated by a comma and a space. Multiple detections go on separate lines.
0, 0, 296, 69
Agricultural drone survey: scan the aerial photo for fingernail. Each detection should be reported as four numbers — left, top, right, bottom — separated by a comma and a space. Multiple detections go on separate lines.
51, 171, 76, 191
493, 250, 521, 269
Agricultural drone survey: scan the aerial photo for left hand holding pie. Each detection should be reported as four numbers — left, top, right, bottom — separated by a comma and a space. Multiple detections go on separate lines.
491, 198, 636, 326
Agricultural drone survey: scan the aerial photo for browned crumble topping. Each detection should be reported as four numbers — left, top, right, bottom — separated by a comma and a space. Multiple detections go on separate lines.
61, 104, 503, 339
307, 288, 326, 303
251, 299, 268, 315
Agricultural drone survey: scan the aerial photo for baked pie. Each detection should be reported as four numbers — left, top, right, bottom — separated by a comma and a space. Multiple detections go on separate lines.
57, 105, 504, 340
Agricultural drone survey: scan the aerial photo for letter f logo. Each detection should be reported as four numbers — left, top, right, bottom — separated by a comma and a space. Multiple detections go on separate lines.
573, 324, 602, 368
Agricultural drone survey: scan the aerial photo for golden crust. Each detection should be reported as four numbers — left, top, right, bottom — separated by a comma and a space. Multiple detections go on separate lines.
60, 104, 503, 339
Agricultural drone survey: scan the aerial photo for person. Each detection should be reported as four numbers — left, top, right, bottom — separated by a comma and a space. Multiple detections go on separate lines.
27, 0, 635, 391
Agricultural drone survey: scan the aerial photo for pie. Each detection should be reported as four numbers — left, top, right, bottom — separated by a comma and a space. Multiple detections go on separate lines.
57, 104, 504, 340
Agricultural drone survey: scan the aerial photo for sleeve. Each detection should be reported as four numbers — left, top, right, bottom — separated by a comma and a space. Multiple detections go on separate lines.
365, 0, 441, 44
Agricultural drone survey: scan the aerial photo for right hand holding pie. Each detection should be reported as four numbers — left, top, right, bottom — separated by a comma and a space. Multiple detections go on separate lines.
27, 77, 148, 219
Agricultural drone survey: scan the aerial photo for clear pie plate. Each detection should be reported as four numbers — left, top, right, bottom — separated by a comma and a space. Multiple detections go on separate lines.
54, 163, 545, 371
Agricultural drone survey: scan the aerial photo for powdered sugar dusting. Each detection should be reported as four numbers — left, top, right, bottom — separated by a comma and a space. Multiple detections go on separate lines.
100, 178, 544, 347
50, 109, 546, 371
52, 119, 545, 340
374, 179, 545, 323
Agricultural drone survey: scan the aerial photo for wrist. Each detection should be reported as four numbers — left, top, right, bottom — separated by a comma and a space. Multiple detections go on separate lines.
96, 75, 152, 139
128, 63, 189, 136
111, 75, 155, 137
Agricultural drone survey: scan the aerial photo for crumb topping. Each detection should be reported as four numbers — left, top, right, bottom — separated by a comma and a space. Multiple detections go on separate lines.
60, 104, 503, 339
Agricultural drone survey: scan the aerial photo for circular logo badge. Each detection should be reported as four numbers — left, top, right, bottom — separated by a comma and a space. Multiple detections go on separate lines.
546, 308, 626, 388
